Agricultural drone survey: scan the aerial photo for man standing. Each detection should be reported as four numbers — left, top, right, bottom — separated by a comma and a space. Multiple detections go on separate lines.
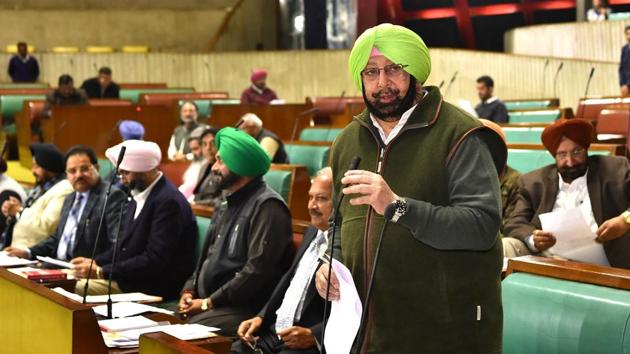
5, 146, 125, 261
43, 74, 89, 117
178, 127, 293, 336
315, 24, 506, 353
619, 26, 630, 96
475, 75, 509, 123
2, 143, 73, 249
168, 101, 208, 161
239, 113, 290, 164
504, 119, 630, 268
7, 42, 39, 83
235, 167, 333, 354
72, 140, 197, 299
80, 67, 120, 99
240, 69, 279, 105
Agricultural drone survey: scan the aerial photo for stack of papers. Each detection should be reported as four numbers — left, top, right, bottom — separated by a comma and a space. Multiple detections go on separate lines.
52, 287, 162, 304
36, 256, 74, 269
8, 267, 74, 280
0, 251, 37, 267
92, 301, 173, 318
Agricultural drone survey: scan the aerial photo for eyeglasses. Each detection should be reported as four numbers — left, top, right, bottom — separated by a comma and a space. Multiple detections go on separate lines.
556, 147, 585, 161
360, 64, 408, 81
66, 164, 93, 175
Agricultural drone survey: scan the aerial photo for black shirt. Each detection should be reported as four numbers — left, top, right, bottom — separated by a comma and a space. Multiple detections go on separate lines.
475, 98, 509, 123
80, 77, 120, 98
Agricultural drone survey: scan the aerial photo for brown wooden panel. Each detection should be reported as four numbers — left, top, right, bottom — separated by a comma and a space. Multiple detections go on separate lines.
160, 160, 192, 187
119, 83, 168, 89
270, 163, 310, 222
192, 204, 214, 218
139, 332, 218, 354
576, 97, 630, 120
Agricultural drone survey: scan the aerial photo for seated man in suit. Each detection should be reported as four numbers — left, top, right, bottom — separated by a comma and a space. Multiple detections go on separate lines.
1, 143, 73, 249
72, 140, 198, 299
43, 74, 88, 117
234, 167, 333, 354
80, 66, 120, 99
178, 127, 293, 336
168, 101, 209, 161
191, 128, 222, 207
5, 145, 125, 261
504, 119, 630, 268
239, 113, 289, 164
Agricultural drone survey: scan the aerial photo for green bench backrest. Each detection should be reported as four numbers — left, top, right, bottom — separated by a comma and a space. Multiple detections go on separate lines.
263, 170, 292, 202
120, 88, 195, 104
508, 110, 560, 124
299, 128, 343, 142
178, 99, 240, 118
97, 158, 114, 180
195, 216, 212, 263
0, 83, 48, 89
503, 273, 630, 354
285, 145, 330, 176
508, 148, 611, 173
0, 94, 46, 117
610, 12, 630, 20
503, 127, 545, 144
504, 101, 551, 111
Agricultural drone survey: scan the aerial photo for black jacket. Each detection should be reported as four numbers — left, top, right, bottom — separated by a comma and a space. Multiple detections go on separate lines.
80, 77, 120, 98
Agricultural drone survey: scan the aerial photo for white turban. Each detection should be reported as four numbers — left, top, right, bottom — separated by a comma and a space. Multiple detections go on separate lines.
106, 139, 161, 172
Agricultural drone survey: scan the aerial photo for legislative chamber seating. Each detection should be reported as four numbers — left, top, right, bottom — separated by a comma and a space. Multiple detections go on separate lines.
507, 109, 563, 124
285, 143, 331, 176
503, 98, 559, 111
298, 127, 343, 142
120, 88, 195, 104
576, 97, 630, 121
507, 143, 622, 173
177, 98, 240, 119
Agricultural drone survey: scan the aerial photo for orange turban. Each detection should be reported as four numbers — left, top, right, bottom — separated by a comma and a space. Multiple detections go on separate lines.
541, 119, 593, 155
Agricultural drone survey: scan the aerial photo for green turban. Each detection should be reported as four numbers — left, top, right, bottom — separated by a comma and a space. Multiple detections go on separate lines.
215, 127, 271, 177
348, 23, 431, 90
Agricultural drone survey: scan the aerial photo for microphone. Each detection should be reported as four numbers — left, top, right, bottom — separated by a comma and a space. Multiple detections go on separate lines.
443, 70, 458, 97
438, 80, 445, 90
320, 156, 361, 353
584, 67, 595, 98
352, 203, 397, 353
82, 145, 126, 303
553, 62, 563, 98
106, 192, 132, 318
289, 107, 319, 146
541, 59, 549, 95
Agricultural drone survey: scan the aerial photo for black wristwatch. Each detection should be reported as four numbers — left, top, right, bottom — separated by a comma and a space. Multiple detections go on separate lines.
391, 198, 408, 223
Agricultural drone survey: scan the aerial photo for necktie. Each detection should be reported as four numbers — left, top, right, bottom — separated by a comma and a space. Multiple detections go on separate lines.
57, 194, 84, 260
275, 231, 326, 333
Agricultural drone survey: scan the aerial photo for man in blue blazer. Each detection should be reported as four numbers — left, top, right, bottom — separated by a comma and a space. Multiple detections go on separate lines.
72, 140, 197, 300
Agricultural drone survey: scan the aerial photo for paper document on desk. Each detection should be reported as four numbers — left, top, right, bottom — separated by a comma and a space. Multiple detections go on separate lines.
539, 208, 609, 266
0, 251, 37, 267
92, 301, 173, 318
52, 288, 162, 304
324, 259, 362, 354
36, 256, 74, 269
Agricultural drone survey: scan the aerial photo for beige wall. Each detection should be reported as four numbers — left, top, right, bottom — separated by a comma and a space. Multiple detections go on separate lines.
2, 49, 618, 113
0, 1, 276, 53
505, 20, 630, 62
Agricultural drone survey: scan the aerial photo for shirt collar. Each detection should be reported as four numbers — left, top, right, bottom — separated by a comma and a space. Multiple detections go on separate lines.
368, 89, 428, 145
557, 170, 588, 190
483, 96, 499, 104
251, 84, 264, 95
131, 172, 163, 202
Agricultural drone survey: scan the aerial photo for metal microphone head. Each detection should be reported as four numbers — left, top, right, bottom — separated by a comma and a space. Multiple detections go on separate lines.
558, 62, 564, 71
348, 156, 361, 170
450, 71, 458, 83
116, 146, 126, 168
383, 203, 397, 221
589, 67, 595, 78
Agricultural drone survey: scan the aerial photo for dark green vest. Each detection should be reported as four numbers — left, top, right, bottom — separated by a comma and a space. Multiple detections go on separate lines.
331, 87, 505, 354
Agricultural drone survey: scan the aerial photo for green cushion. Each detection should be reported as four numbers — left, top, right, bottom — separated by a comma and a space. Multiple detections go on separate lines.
503, 127, 544, 144
195, 216, 212, 263
3, 123, 16, 135
508, 110, 560, 124
503, 273, 630, 354
508, 148, 611, 173
0, 83, 48, 89
178, 99, 240, 118
285, 144, 330, 176
0, 95, 46, 117
120, 88, 195, 104
504, 101, 551, 111
263, 170, 291, 202
97, 158, 114, 180
299, 128, 343, 142
610, 12, 630, 20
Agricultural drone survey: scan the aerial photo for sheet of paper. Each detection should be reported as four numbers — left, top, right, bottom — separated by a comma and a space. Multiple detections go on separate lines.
0, 251, 38, 267
159, 324, 219, 340
92, 301, 173, 318
36, 256, 74, 269
98, 315, 158, 332
52, 288, 161, 304
101, 323, 220, 348
324, 259, 362, 354
539, 208, 609, 266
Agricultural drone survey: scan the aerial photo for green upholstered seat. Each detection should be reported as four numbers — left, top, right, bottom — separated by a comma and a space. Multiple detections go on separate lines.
508, 148, 611, 173
0, 95, 46, 118
503, 127, 545, 144
504, 100, 552, 111
285, 144, 330, 176
97, 158, 114, 180
0, 83, 48, 89
508, 110, 560, 124
120, 88, 194, 104
503, 273, 630, 354
610, 12, 630, 20
178, 99, 240, 119
298, 128, 343, 142
263, 169, 292, 202
195, 216, 212, 263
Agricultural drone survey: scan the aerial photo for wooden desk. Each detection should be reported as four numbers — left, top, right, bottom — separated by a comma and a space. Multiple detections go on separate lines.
139, 332, 219, 353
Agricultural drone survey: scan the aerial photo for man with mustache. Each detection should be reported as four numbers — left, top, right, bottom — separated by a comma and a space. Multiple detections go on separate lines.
504, 119, 630, 268
168, 101, 209, 161
178, 127, 292, 336
314, 24, 506, 353
4, 145, 125, 262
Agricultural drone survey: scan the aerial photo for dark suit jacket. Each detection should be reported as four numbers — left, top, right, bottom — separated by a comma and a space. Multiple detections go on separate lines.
505, 155, 630, 269
620, 44, 630, 86
258, 226, 328, 340
80, 77, 120, 98
95, 176, 198, 300
29, 179, 125, 260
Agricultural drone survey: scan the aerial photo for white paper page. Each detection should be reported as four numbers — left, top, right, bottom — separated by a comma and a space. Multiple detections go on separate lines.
539, 208, 609, 266
86, 292, 162, 304
92, 301, 173, 318
36, 256, 74, 269
324, 259, 362, 354
159, 324, 219, 341
98, 315, 158, 332
0, 251, 37, 267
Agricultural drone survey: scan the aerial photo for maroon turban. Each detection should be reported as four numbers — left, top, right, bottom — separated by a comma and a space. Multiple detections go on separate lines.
251, 69, 267, 83
541, 119, 593, 155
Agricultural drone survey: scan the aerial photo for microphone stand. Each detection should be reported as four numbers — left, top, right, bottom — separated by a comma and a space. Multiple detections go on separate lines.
553, 62, 563, 99
584, 67, 595, 99
542, 59, 549, 97
106, 193, 132, 319
443, 71, 458, 97
319, 156, 361, 353
289, 107, 318, 145
82, 147, 126, 303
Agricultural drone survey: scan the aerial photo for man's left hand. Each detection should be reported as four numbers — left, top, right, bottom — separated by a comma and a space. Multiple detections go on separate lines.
596, 215, 630, 242
341, 170, 398, 215
70, 257, 98, 279
178, 298, 206, 317
276, 326, 316, 349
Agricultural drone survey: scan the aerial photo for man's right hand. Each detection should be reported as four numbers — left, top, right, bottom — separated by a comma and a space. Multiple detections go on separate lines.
533, 230, 556, 251
178, 292, 194, 317
237, 316, 263, 344
2, 197, 22, 218
315, 263, 340, 301
3, 246, 29, 259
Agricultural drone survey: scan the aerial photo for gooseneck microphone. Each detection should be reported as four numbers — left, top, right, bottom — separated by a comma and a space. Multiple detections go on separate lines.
553, 62, 564, 98
584, 67, 595, 98
106, 191, 132, 318
352, 203, 396, 353
443, 70, 458, 97
541, 59, 550, 96
289, 107, 319, 145
82, 146, 126, 303
319, 155, 361, 354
